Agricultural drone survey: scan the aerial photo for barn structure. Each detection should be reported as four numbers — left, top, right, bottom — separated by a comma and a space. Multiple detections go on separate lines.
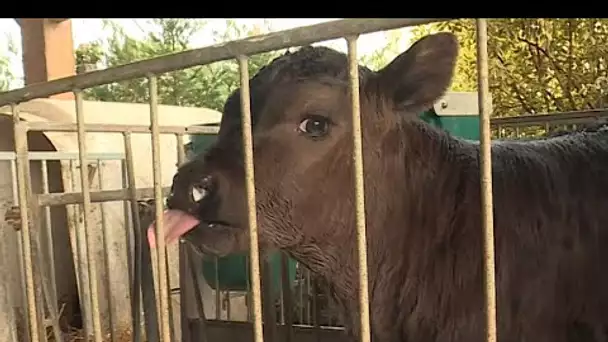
0, 19, 239, 342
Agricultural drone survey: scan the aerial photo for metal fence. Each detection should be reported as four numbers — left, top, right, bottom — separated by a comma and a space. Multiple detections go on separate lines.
2, 17, 602, 342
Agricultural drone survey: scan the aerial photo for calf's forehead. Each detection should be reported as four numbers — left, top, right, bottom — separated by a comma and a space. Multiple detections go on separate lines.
258, 80, 352, 122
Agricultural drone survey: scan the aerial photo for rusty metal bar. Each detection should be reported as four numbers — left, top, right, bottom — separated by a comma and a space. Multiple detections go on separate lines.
0, 19, 448, 106
75, 90, 104, 342
490, 108, 608, 126
261, 262, 278, 342
185, 242, 210, 341
306, 269, 312, 325
214, 258, 221, 319
36, 186, 170, 207
39, 160, 62, 341
346, 35, 372, 342
178, 243, 191, 342
24, 122, 218, 135
147, 75, 172, 342
0, 151, 125, 161
281, 253, 294, 342
237, 54, 265, 342
68, 159, 91, 339
476, 19, 498, 342
176, 134, 186, 167
280, 253, 294, 342
96, 159, 118, 342
39, 160, 57, 303
10, 158, 32, 341
124, 132, 144, 342
10, 158, 32, 340
245, 255, 252, 322
12, 104, 41, 342
298, 273, 304, 323
226, 292, 232, 320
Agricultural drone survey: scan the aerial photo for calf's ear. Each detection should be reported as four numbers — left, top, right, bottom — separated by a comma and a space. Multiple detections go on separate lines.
375, 32, 458, 115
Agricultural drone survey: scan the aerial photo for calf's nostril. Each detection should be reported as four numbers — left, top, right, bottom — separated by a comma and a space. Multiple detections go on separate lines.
191, 185, 207, 202
191, 175, 214, 203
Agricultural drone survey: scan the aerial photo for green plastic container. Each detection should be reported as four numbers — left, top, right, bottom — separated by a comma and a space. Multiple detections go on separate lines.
187, 124, 298, 293
420, 91, 482, 140
201, 252, 296, 293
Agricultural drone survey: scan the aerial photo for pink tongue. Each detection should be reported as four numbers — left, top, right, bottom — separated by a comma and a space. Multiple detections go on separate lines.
147, 209, 201, 248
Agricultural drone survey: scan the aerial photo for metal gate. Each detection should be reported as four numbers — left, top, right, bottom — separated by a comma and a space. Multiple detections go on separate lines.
0, 18, 497, 342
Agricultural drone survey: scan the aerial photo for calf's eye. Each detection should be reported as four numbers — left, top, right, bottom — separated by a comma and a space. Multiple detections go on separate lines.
298, 115, 331, 139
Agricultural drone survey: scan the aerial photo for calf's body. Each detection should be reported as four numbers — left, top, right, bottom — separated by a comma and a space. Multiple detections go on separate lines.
150, 33, 608, 341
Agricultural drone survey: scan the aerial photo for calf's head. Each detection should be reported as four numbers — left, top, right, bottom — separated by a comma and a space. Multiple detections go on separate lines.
148, 33, 458, 271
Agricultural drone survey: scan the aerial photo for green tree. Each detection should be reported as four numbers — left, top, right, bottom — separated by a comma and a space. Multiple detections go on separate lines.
78, 19, 285, 111
0, 34, 18, 91
77, 19, 405, 112
411, 19, 608, 118
360, 29, 404, 71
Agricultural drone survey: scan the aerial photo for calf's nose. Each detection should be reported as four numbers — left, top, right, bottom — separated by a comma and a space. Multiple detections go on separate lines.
166, 173, 217, 212
191, 175, 215, 203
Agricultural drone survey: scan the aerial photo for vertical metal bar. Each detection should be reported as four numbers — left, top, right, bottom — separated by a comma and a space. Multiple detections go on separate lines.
214, 258, 221, 320
280, 253, 293, 342
186, 243, 209, 342
298, 273, 304, 323
147, 74, 172, 341
261, 261, 277, 342
120, 159, 134, 308
279, 273, 285, 325
476, 19, 498, 342
312, 279, 321, 342
123, 132, 144, 342
75, 90, 104, 342
324, 283, 332, 326
97, 159, 117, 342
179, 242, 192, 342
176, 133, 192, 341
69, 159, 90, 340
12, 104, 41, 342
306, 270, 311, 324
345, 35, 372, 342
176, 133, 208, 339
39, 160, 62, 342
176, 134, 186, 166
1, 160, 18, 341
245, 255, 252, 322
40, 160, 57, 298
10, 159, 30, 342
237, 55, 265, 342
166, 254, 175, 341
225, 292, 232, 320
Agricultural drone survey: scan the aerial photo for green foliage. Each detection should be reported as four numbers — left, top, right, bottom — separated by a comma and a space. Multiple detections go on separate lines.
0, 34, 18, 91
359, 29, 404, 71
76, 19, 404, 112
0, 55, 12, 92
78, 19, 285, 111
411, 19, 608, 117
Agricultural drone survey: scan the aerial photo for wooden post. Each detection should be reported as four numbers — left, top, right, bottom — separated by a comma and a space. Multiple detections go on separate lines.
18, 19, 75, 100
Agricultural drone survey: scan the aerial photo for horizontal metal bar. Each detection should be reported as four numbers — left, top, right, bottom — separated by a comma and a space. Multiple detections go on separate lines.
25, 122, 219, 135
0, 151, 125, 161
0, 18, 449, 105
490, 109, 608, 126
36, 186, 171, 207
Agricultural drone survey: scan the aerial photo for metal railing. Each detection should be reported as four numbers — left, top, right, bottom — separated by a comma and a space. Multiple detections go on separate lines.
0, 18, 500, 342
491, 108, 608, 139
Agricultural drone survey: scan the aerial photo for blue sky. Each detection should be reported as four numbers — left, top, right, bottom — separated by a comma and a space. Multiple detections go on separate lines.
0, 19, 414, 90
